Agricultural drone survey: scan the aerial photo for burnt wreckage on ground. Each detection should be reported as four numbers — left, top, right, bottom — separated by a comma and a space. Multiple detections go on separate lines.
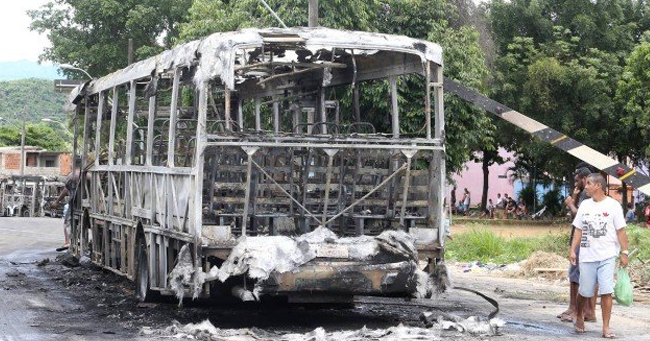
65, 27, 448, 303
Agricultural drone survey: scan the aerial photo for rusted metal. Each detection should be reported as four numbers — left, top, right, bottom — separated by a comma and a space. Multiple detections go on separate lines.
263, 261, 417, 296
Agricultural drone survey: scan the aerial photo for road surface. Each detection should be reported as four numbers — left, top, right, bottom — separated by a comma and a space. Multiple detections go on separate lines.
1, 217, 649, 340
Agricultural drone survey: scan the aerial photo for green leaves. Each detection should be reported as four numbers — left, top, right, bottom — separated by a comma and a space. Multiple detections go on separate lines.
0, 79, 70, 151
176, 0, 494, 176
29, 0, 193, 76
489, 0, 650, 181
0, 123, 69, 152
616, 41, 650, 159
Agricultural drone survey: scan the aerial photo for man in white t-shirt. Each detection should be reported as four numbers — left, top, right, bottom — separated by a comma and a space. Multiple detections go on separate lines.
570, 173, 629, 338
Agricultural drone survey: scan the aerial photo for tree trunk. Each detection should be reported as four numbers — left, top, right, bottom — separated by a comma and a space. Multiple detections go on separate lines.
481, 153, 489, 210
308, 0, 319, 27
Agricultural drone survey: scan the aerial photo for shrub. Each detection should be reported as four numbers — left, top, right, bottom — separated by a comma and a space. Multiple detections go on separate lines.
542, 187, 564, 216
518, 185, 539, 208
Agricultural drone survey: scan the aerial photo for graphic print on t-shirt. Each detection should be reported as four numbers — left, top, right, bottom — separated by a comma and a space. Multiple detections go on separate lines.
580, 212, 610, 248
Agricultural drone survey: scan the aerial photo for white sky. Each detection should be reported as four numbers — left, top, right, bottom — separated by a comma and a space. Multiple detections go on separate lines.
0, 0, 52, 63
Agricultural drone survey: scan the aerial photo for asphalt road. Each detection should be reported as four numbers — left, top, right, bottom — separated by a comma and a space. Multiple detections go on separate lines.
1, 217, 650, 341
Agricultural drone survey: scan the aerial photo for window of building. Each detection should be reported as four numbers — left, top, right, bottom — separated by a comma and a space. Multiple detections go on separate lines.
45, 158, 56, 167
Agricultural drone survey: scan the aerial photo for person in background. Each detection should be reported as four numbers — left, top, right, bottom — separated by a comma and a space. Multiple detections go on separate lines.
625, 203, 636, 223
487, 198, 495, 218
494, 193, 507, 218
54, 158, 81, 252
479, 199, 495, 219
505, 196, 516, 218
557, 166, 597, 323
495, 193, 506, 209
570, 173, 629, 338
457, 188, 470, 215
644, 202, 650, 228
516, 197, 528, 219
450, 186, 457, 215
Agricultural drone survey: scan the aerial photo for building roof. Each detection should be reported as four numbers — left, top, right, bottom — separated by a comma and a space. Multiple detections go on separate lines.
0, 146, 47, 152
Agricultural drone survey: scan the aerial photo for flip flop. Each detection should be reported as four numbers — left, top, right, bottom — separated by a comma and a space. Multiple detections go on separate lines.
602, 332, 616, 339
56, 246, 69, 252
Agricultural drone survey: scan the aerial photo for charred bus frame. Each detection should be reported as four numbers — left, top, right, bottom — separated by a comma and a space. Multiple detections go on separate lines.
66, 28, 446, 302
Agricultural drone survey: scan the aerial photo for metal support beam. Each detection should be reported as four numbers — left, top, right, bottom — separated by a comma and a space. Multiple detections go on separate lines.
95, 91, 104, 166
273, 100, 280, 133
320, 88, 327, 134
126, 80, 136, 165
108, 87, 118, 165
255, 98, 261, 131
321, 149, 338, 225
237, 98, 244, 131
424, 62, 432, 140
241, 147, 259, 236
400, 150, 417, 227
433, 65, 444, 139
167, 68, 181, 167
224, 85, 232, 131
146, 78, 157, 166
390, 76, 399, 138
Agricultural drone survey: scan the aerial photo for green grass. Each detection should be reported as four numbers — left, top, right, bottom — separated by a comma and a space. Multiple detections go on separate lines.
627, 224, 650, 261
445, 228, 570, 264
446, 224, 650, 265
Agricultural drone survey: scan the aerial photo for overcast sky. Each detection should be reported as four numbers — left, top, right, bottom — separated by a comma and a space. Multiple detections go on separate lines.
0, 0, 52, 63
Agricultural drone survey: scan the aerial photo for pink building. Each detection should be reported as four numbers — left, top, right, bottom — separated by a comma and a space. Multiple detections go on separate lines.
450, 148, 516, 208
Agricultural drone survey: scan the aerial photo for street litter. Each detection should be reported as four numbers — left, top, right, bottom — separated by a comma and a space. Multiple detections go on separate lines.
141, 320, 445, 340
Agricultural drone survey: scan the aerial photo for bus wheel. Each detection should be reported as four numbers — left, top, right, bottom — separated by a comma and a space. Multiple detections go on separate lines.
135, 237, 159, 302
21, 207, 31, 217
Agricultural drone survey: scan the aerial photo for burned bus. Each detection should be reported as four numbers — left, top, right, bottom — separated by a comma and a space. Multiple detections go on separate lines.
1, 175, 47, 217
66, 27, 447, 303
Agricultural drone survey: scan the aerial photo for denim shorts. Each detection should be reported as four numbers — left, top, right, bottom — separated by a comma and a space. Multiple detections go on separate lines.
578, 256, 616, 297
568, 246, 580, 283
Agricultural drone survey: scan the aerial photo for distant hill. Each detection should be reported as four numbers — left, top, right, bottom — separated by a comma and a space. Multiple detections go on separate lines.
0, 60, 61, 81
0, 78, 68, 124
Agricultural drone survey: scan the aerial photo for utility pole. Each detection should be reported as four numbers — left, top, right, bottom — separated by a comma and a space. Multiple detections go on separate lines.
20, 114, 25, 179
309, 0, 318, 27
128, 38, 134, 65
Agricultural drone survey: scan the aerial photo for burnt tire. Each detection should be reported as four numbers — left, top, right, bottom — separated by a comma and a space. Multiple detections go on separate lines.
20, 208, 31, 217
135, 237, 159, 302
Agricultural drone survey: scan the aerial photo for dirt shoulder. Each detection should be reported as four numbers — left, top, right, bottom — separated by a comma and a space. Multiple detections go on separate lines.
449, 264, 650, 340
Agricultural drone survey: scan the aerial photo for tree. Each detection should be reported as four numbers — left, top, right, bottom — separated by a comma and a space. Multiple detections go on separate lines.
29, 0, 193, 77
470, 147, 502, 211
0, 123, 69, 152
616, 38, 650, 161
488, 0, 650, 184
179, 0, 495, 176
0, 79, 67, 123
177, 0, 380, 42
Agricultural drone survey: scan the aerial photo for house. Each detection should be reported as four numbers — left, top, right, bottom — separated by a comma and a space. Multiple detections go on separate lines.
450, 148, 517, 208
450, 147, 644, 210
0, 146, 71, 178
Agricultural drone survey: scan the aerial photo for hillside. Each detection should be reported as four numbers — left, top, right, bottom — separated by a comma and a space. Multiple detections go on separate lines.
0, 78, 68, 124
0, 60, 61, 81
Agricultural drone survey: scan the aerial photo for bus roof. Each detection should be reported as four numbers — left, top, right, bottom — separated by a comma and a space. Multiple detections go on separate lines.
66, 27, 443, 108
